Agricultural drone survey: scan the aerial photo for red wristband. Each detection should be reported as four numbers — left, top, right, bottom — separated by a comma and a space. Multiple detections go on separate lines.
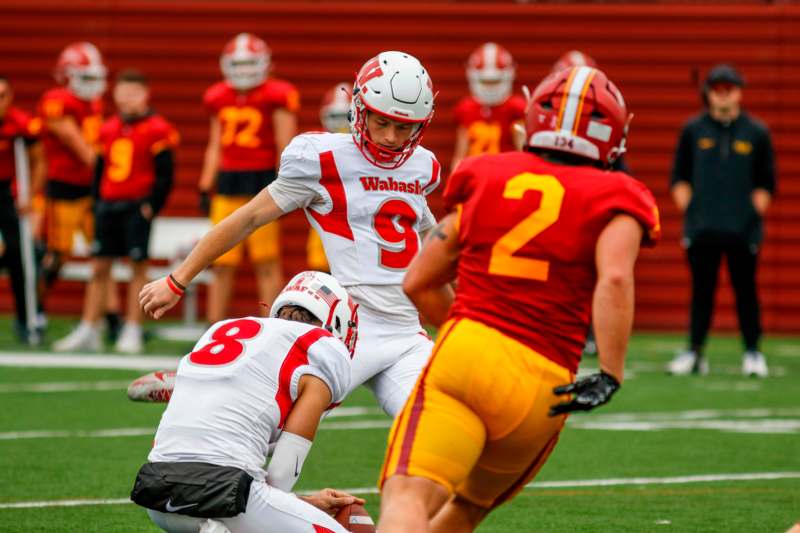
165, 274, 185, 297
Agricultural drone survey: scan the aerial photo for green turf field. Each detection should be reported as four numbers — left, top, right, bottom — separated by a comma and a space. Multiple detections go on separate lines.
0, 316, 798, 532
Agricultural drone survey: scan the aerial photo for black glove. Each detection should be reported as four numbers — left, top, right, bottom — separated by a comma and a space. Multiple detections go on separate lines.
548, 371, 620, 417
198, 190, 211, 216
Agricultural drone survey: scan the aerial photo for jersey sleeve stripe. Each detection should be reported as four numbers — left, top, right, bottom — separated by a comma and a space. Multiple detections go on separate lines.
274, 328, 333, 428
422, 158, 441, 195
307, 150, 355, 241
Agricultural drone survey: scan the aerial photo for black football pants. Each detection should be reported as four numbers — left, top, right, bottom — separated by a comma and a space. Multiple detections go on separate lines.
0, 190, 28, 325
687, 241, 761, 353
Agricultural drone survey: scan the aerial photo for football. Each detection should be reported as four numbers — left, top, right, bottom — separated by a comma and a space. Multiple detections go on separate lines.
334, 503, 376, 533
126, 370, 176, 403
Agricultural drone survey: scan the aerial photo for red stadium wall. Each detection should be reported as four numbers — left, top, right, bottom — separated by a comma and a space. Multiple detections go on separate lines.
0, 1, 798, 333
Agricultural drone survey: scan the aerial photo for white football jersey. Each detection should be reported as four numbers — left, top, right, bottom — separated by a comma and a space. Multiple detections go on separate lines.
268, 133, 441, 325
148, 317, 351, 479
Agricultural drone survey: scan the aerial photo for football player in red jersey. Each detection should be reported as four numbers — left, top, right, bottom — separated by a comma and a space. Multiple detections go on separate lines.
0, 75, 46, 342
53, 70, 177, 353
199, 33, 300, 323
38, 42, 123, 343
379, 67, 660, 533
450, 43, 527, 172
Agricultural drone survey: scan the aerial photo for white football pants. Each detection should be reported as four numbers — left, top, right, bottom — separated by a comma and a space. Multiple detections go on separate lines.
147, 480, 348, 533
349, 308, 434, 418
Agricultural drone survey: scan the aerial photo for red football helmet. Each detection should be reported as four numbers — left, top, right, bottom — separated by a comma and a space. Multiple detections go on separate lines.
466, 42, 515, 106
54, 42, 107, 101
320, 82, 352, 133
551, 50, 598, 74
349, 51, 435, 169
525, 66, 630, 167
220, 33, 270, 91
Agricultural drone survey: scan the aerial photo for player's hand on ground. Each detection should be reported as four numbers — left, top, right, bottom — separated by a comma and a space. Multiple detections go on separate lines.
139, 277, 181, 319
302, 488, 365, 515
549, 371, 620, 416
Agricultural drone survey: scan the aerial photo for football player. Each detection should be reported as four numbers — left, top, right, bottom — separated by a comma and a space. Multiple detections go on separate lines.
54, 70, 178, 353
450, 42, 526, 172
0, 74, 46, 343
38, 42, 122, 344
132, 271, 362, 532
306, 82, 352, 273
199, 33, 300, 323
378, 66, 660, 532
140, 51, 445, 418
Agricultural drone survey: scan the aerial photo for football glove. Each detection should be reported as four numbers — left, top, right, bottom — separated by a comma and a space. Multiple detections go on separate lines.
548, 371, 620, 416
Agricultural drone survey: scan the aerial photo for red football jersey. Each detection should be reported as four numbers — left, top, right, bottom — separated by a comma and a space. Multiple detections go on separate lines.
443, 151, 660, 373
453, 94, 526, 156
0, 107, 41, 183
204, 79, 300, 172
98, 113, 179, 201
37, 87, 103, 185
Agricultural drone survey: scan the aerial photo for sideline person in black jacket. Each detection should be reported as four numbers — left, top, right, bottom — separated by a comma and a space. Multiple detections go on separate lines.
667, 64, 775, 378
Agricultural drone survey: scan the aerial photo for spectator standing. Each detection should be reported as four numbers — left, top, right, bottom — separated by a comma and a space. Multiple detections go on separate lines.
667, 64, 775, 377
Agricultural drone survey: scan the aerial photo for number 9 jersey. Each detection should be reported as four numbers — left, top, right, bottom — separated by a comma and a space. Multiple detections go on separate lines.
149, 317, 352, 479
443, 151, 661, 373
268, 132, 441, 326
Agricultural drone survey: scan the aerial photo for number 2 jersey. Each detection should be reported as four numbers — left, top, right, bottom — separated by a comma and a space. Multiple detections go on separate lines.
444, 151, 661, 373
149, 317, 351, 479
267, 133, 441, 328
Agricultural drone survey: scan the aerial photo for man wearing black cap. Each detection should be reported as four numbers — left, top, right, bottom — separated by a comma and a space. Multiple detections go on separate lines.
668, 63, 776, 377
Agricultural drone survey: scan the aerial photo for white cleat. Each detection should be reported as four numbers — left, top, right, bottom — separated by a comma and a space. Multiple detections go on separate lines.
742, 351, 769, 378
52, 323, 102, 353
200, 519, 231, 533
115, 322, 143, 354
667, 350, 709, 376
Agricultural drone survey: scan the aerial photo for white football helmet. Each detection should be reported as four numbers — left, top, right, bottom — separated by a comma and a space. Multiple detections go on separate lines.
270, 271, 359, 356
220, 33, 270, 91
349, 51, 435, 169
320, 82, 352, 133
466, 42, 515, 107
54, 42, 107, 101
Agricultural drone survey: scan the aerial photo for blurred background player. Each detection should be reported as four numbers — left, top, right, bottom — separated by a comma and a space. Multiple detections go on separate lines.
306, 82, 352, 273
38, 42, 122, 341
139, 51, 444, 419
0, 75, 46, 343
450, 42, 525, 172
551, 49, 598, 74
199, 32, 300, 323
53, 70, 177, 353
379, 66, 660, 532
132, 271, 361, 533
667, 64, 775, 377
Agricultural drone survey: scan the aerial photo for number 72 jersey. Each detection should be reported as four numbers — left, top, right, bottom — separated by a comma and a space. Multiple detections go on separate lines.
268, 132, 441, 287
444, 151, 660, 374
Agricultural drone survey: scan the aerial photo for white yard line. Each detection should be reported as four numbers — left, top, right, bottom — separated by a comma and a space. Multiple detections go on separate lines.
2, 471, 798, 510
0, 353, 180, 370
0, 380, 132, 394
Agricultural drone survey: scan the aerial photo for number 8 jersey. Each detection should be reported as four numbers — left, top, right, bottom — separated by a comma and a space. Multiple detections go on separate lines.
149, 317, 351, 479
268, 132, 441, 326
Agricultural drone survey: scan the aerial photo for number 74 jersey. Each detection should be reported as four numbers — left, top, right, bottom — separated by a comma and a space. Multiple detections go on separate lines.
268, 132, 441, 287
444, 151, 661, 374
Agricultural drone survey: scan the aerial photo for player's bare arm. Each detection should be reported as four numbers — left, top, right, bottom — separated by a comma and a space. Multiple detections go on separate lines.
752, 187, 771, 216
45, 115, 96, 168
198, 116, 221, 195
139, 187, 286, 319
272, 107, 297, 162
402, 212, 458, 327
592, 213, 643, 383
300, 488, 365, 516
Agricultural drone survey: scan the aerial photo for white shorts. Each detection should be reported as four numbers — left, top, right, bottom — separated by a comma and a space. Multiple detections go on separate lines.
349, 308, 434, 418
147, 480, 348, 533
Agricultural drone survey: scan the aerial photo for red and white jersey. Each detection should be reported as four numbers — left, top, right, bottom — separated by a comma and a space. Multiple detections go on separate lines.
149, 317, 351, 478
268, 133, 441, 326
